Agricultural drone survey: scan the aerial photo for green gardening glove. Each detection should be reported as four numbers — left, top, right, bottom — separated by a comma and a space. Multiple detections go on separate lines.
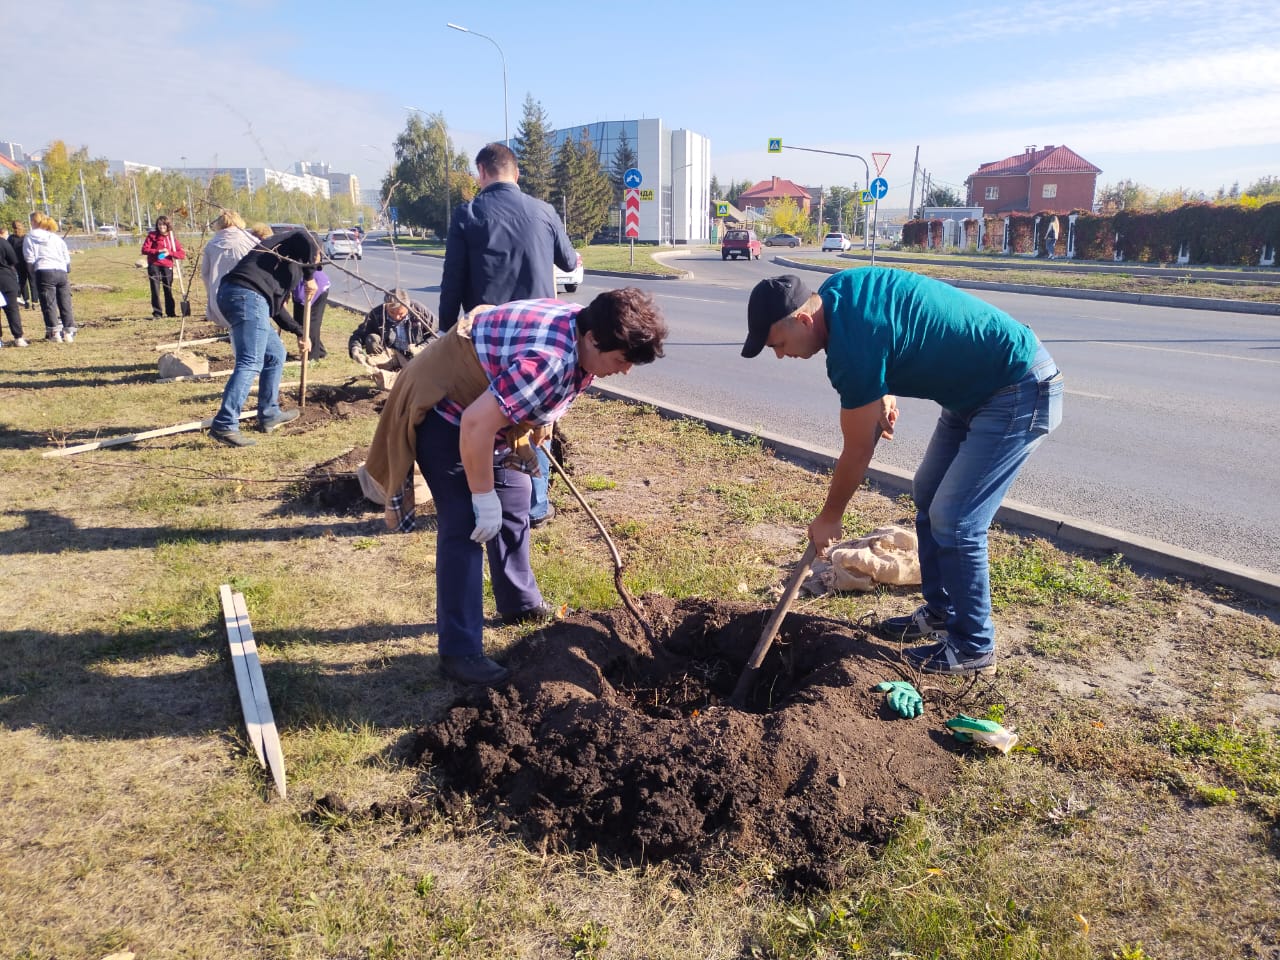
944, 714, 1019, 754
874, 680, 923, 719
943, 714, 1004, 742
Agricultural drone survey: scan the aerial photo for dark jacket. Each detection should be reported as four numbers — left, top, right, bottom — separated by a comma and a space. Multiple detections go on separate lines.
438, 180, 577, 329
6, 234, 27, 283
348, 300, 438, 357
0, 236, 19, 291
223, 229, 319, 320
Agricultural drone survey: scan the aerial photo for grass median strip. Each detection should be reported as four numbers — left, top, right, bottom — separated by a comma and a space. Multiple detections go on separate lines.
0, 247, 1277, 959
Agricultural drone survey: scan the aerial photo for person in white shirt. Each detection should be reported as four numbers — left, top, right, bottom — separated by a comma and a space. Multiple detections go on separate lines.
23, 212, 75, 342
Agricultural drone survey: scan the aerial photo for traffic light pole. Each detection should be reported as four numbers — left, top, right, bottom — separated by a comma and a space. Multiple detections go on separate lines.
782, 145, 871, 253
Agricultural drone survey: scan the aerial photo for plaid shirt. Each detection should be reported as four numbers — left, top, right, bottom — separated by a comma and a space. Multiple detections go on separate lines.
435, 299, 593, 429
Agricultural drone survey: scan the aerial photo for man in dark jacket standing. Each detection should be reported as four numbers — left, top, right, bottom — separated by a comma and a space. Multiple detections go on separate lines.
0, 227, 29, 345
209, 228, 319, 447
438, 142, 579, 525
438, 142, 578, 329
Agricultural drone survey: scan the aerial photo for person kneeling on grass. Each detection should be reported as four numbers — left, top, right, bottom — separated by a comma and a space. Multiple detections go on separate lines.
348, 289, 438, 390
208, 227, 320, 447
363, 290, 668, 687
741, 268, 1063, 676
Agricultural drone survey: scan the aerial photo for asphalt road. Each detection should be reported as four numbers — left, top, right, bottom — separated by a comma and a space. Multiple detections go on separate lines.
327, 244, 1280, 574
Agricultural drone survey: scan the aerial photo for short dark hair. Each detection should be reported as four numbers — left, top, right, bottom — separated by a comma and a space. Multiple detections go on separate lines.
475, 143, 518, 178
576, 288, 667, 365
155, 215, 171, 231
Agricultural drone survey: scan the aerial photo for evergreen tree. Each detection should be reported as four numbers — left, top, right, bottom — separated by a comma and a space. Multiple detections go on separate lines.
514, 94, 554, 201
608, 129, 638, 204
552, 128, 611, 243
709, 174, 723, 200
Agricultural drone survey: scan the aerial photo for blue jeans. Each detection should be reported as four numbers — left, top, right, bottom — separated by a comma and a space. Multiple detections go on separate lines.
415, 411, 544, 658
912, 345, 1062, 655
529, 444, 551, 520
212, 284, 286, 433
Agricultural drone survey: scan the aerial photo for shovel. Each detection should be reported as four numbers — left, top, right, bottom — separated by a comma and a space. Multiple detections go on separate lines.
729, 420, 887, 706
730, 541, 817, 707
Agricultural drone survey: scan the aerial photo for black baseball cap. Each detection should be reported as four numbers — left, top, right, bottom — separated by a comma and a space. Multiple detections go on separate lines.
742, 274, 812, 358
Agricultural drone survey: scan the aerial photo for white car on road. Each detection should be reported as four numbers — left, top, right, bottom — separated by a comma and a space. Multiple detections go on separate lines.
821, 232, 852, 252
323, 229, 362, 260
554, 252, 584, 293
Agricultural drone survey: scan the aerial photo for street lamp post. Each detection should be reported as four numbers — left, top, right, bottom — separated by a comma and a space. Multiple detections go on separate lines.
446, 22, 508, 144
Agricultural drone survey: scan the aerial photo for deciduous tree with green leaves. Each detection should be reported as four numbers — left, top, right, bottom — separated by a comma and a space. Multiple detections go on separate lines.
552, 128, 611, 243
382, 111, 468, 237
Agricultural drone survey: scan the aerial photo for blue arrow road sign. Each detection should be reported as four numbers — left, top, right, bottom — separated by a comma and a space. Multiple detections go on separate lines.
869, 177, 889, 200
623, 167, 643, 189
389, 205, 399, 221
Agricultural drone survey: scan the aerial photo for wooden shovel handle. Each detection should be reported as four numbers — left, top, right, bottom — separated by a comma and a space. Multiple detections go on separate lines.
731, 541, 818, 704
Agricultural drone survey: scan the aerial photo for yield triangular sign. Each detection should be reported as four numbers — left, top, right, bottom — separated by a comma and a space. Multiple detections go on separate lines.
872, 152, 891, 176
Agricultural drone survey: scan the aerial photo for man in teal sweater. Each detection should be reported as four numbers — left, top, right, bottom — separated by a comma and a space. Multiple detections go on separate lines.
742, 268, 1063, 675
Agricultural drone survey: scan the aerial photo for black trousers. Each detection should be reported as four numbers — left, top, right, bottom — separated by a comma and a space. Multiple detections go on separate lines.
0, 278, 25, 339
147, 262, 176, 317
35, 269, 74, 334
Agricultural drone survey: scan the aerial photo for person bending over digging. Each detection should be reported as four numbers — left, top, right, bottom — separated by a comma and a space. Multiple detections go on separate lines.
364, 289, 667, 687
208, 226, 319, 447
741, 268, 1063, 676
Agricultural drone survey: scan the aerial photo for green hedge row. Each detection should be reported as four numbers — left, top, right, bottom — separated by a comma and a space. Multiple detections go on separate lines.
901, 202, 1280, 265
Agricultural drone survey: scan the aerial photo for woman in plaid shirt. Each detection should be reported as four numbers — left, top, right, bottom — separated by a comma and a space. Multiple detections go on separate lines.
420, 288, 667, 687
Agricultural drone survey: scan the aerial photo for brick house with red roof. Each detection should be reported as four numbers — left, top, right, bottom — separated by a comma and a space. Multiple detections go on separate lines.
736, 176, 812, 215
965, 144, 1100, 215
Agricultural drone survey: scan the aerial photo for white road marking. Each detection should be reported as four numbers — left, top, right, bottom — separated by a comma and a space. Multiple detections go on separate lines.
1086, 340, 1280, 364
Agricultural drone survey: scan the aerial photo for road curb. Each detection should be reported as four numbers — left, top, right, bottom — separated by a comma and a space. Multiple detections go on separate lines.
589, 382, 1280, 607
772, 257, 1280, 316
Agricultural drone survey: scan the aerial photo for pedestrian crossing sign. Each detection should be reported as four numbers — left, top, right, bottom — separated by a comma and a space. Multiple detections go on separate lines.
768, 138, 782, 153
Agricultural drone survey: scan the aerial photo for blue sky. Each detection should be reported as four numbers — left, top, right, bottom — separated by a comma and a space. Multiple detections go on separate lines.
12, 0, 1278, 208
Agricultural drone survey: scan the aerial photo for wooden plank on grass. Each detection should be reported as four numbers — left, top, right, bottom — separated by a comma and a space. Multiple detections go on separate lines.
220, 584, 266, 769
157, 361, 300, 385
42, 410, 255, 458
155, 335, 229, 351
231, 590, 287, 799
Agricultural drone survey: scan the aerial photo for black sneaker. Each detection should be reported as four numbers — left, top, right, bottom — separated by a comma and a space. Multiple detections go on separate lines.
903, 639, 996, 676
210, 428, 256, 447
500, 602, 556, 626
879, 604, 948, 641
260, 408, 300, 433
439, 654, 511, 686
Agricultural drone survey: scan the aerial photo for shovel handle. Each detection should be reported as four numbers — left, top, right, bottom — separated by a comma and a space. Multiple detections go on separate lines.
731, 541, 818, 704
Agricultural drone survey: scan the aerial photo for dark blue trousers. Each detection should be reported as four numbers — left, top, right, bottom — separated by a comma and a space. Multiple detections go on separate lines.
415, 410, 543, 657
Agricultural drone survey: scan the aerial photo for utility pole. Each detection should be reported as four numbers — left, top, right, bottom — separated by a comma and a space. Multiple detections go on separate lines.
907, 145, 920, 221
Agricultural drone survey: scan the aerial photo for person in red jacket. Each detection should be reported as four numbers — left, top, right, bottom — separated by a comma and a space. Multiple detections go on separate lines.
140, 216, 186, 318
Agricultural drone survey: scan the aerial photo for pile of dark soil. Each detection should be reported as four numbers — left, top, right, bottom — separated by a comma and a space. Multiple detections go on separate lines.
411, 597, 965, 888
290, 444, 373, 513
293, 382, 384, 425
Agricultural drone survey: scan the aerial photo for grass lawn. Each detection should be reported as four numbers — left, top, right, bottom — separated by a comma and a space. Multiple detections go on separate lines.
1, 247, 1278, 959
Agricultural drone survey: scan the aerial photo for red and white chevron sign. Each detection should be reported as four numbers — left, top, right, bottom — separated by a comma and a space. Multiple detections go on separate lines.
625, 188, 640, 239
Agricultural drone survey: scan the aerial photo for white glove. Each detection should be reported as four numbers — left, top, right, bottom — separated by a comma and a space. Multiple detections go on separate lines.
470, 490, 502, 543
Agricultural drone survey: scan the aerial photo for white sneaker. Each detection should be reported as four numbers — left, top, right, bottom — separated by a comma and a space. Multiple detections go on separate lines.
64, 330, 76, 343
51, 331, 64, 343
14, 338, 28, 347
